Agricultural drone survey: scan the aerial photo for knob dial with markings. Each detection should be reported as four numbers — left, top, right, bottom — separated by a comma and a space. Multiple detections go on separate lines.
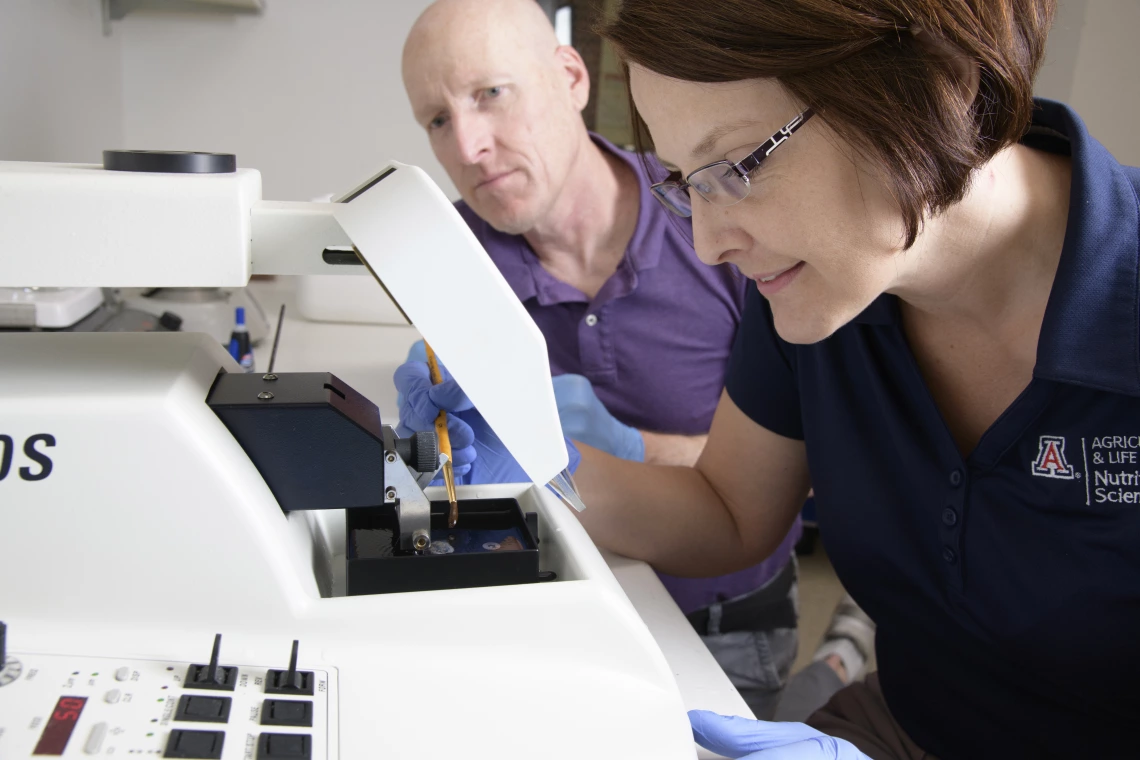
0, 621, 22, 687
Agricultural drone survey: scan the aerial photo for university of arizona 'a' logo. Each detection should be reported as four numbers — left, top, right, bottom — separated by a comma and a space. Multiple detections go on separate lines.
1032, 435, 1075, 479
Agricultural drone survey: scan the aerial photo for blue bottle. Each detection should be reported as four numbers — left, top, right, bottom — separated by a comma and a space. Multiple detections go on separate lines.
227, 307, 254, 372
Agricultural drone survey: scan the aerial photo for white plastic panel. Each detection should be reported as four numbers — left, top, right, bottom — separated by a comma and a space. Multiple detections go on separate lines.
0, 333, 694, 759
332, 163, 569, 487
0, 652, 333, 759
0, 162, 260, 288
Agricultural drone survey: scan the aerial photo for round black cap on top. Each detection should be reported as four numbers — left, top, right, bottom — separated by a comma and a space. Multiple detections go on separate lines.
103, 150, 236, 174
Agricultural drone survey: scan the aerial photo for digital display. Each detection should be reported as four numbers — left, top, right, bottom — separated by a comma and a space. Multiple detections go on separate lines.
33, 695, 87, 756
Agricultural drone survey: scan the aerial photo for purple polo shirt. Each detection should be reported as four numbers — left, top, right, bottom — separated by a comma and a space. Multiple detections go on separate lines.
456, 133, 801, 615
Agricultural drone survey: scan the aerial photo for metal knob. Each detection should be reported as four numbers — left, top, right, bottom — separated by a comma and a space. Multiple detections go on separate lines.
394, 431, 439, 473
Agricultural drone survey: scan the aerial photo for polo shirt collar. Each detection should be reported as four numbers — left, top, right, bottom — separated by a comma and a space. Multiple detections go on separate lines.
1032, 99, 1140, 396
592, 131, 666, 273
491, 132, 667, 308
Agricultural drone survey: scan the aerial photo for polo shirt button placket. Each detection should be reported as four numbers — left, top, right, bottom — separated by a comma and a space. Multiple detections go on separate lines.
584, 313, 599, 327
942, 468, 966, 587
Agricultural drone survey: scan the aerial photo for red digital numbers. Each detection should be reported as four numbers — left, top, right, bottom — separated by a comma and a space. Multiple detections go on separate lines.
53, 697, 85, 721
33, 695, 87, 756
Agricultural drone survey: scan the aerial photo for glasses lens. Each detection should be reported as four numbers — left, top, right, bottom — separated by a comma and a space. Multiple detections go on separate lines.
651, 183, 693, 218
689, 163, 750, 206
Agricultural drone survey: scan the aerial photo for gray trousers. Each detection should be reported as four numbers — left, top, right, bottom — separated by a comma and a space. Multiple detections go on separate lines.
696, 559, 846, 722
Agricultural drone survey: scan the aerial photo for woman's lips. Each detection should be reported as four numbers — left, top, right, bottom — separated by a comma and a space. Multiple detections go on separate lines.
751, 262, 805, 296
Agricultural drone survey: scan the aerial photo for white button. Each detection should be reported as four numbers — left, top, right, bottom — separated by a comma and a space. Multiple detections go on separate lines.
84, 722, 108, 754
114, 666, 130, 681
584, 314, 598, 327
104, 688, 121, 704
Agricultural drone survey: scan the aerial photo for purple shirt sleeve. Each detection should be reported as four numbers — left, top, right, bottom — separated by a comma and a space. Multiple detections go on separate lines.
455, 134, 801, 615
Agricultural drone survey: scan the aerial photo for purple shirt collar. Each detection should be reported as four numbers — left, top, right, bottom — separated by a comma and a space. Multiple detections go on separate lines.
484, 133, 666, 308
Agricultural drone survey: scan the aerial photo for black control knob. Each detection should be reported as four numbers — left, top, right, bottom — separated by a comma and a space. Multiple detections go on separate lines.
159, 311, 183, 331
264, 640, 314, 696
394, 431, 439, 473
103, 150, 236, 174
0, 620, 23, 687
185, 634, 237, 692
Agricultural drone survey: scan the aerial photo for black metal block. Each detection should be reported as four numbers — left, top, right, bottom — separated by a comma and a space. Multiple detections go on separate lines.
207, 372, 387, 512
346, 498, 542, 595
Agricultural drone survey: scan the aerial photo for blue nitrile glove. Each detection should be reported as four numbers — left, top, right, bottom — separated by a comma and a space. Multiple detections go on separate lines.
689, 711, 871, 760
393, 356, 581, 485
552, 374, 645, 462
394, 339, 429, 412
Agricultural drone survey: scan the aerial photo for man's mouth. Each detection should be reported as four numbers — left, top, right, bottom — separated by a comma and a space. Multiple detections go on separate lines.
476, 170, 517, 190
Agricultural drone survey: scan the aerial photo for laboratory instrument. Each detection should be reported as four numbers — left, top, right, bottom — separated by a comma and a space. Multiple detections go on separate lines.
0, 150, 694, 759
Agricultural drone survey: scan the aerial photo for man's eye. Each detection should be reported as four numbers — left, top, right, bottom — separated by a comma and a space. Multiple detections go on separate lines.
486, 86, 503, 98
429, 114, 447, 130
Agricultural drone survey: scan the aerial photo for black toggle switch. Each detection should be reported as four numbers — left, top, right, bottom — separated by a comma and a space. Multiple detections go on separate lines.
174, 694, 232, 724
257, 732, 312, 759
264, 640, 314, 696
164, 728, 225, 759
260, 699, 313, 727
185, 634, 238, 692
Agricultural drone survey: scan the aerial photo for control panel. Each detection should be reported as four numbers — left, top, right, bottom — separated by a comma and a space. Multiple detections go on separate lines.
0, 630, 334, 759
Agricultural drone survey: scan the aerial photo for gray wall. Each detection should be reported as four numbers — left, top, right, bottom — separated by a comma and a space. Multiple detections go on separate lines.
0, 0, 124, 163
117, 0, 453, 201
1035, 0, 1140, 165
0, 0, 1135, 194
1065, 0, 1140, 166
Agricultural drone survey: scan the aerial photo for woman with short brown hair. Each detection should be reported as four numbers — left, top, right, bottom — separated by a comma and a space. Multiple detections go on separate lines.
396, 0, 1140, 756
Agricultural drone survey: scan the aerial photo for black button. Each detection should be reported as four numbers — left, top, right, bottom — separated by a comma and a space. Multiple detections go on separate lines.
941, 508, 958, 527
949, 469, 962, 487
257, 732, 311, 759
175, 695, 231, 724
261, 699, 313, 727
942, 546, 957, 564
184, 664, 238, 692
264, 669, 314, 696
164, 729, 225, 759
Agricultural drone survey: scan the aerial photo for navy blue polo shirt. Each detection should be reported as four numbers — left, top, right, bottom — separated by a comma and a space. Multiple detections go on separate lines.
726, 100, 1140, 759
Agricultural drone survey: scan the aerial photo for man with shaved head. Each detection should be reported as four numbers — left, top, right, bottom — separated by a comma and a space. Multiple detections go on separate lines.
401, 0, 865, 720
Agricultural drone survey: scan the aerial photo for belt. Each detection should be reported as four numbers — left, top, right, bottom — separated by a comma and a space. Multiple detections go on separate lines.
686, 560, 797, 635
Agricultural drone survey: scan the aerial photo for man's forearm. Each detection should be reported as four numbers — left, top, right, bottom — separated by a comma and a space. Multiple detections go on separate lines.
639, 430, 708, 467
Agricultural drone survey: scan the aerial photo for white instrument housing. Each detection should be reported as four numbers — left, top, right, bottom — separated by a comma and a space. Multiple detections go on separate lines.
0, 157, 698, 759
0, 332, 694, 759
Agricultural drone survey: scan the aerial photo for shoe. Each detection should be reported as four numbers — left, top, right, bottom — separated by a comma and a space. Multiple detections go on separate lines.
812, 593, 876, 683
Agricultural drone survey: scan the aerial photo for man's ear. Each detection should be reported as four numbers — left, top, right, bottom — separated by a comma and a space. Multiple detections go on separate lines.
554, 45, 591, 112
911, 27, 981, 106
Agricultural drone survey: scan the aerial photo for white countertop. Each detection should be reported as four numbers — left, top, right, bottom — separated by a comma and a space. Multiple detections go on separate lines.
247, 277, 751, 755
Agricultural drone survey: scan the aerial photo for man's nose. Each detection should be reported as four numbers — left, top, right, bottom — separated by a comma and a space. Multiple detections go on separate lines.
452, 113, 493, 165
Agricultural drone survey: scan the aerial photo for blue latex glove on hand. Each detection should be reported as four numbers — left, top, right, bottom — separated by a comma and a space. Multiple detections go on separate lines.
394, 339, 430, 412
689, 711, 871, 760
394, 360, 479, 478
393, 348, 580, 485
552, 374, 645, 462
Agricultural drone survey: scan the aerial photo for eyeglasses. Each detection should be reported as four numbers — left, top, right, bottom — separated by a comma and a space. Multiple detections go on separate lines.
650, 109, 815, 218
